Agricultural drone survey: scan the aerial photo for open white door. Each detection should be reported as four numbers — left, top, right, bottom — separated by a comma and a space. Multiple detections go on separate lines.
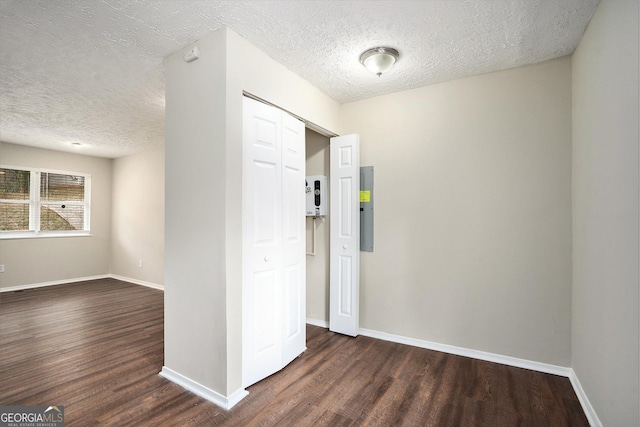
329, 134, 360, 337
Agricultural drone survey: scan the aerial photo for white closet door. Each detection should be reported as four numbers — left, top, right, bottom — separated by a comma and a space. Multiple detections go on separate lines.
242, 97, 306, 388
243, 97, 283, 387
281, 112, 306, 366
329, 134, 360, 337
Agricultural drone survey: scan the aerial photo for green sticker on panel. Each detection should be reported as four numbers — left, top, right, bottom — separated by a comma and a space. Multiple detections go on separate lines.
360, 190, 370, 203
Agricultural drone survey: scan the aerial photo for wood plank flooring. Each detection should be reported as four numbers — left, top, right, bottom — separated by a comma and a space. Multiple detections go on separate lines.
0, 279, 588, 426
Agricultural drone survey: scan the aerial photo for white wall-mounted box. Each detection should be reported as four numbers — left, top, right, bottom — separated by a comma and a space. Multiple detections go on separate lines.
305, 175, 327, 216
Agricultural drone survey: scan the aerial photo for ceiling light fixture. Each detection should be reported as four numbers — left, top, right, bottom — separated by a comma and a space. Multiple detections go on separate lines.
360, 47, 399, 77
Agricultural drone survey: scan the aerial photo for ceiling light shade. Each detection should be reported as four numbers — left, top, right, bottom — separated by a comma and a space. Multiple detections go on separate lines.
360, 47, 399, 76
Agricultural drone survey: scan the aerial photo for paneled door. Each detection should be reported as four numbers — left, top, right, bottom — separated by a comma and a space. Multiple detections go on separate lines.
242, 96, 305, 388
329, 134, 360, 337
280, 112, 306, 366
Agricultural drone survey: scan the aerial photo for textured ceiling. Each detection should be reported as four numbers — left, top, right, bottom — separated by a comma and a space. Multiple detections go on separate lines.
0, 0, 599, 158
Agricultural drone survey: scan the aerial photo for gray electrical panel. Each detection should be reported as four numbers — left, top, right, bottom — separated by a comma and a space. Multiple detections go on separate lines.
360, 166, 374, 252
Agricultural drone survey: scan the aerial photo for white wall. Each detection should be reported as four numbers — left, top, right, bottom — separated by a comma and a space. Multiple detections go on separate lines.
164, 29, 229, 394
164, 27, 342, 399
572, 1, 640, 425
111, 147, 164, 286
0, 142, 112, 288
340, 57, 573, 366
305, 129, 330, 321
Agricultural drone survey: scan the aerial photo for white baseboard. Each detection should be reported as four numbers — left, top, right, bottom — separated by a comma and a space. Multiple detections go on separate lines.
358, 327, 572, 377
159, 366, 248, 410
0, 274, 164, 293
306, 318, 329, 328
307, 318, 599, 425
307, 317, 569, 375
568, 369, 602, 427
0, 274, 110, 293
109, 274, 164, 291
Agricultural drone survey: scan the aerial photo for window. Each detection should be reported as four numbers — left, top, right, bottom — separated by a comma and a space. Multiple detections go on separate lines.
0, 166, 91, 238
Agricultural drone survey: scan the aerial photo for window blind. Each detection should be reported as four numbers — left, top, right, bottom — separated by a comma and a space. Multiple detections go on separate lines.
40, 173, 86, 231
0, 168, 30, 231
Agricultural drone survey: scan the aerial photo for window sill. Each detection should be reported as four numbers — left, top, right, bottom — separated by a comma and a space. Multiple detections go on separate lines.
0, 231, 93, 240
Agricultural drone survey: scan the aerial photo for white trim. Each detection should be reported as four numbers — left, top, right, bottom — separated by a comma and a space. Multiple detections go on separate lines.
0, 231, 92, 240
568, 369, 602, 427
358, 327, 571, 377
109, 274, 164, 291
242, 91, 338, 138
0, 274, 110, 293
83, 174, 91, 231
159, 366, 248, 410
0, 274, 164, 293
306, 318, 329, 328
0, 164, 91, 178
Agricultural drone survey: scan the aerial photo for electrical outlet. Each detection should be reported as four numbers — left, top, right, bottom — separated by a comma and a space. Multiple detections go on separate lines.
138, 260, 143, 268
0, 264, 4, 273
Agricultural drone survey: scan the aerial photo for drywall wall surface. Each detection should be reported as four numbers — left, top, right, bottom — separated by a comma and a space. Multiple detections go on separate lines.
572, 0, 640, 425
305, 129, 331, 322
340, 57, 573, 366
164, 29, 228, 393
225, 29, 342, 137
224, 27, 342, 393
163, 27, 341, 398
111, 147, 164, 286
0, 142, 112, 288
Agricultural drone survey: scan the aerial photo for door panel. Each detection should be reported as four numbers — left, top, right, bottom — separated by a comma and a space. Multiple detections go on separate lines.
243, 96, 306, 387
330, 135, 360, 337
339, 177, 353, 237
243, 97, 283, 387
253, 270, 280, 354
282, 166, 301, 241
281, 112, 306, 366
338, 255, 353, 316
252, 160, 279, 245
284, 264, 302, 339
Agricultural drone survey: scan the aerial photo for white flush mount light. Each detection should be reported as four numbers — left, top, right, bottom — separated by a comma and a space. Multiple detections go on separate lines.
360, 47, 399, 77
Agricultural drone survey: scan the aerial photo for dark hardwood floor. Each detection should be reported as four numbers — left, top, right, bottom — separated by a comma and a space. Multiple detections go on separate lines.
0, 279, 588, 426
